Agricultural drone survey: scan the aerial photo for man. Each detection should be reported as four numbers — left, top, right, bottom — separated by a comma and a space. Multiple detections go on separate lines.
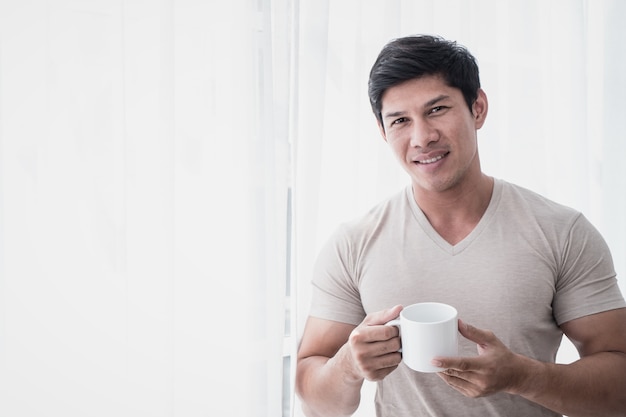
295, 35, 626, 417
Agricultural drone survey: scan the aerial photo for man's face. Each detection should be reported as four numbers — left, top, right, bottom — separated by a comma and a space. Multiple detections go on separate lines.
378, 75, 488, 196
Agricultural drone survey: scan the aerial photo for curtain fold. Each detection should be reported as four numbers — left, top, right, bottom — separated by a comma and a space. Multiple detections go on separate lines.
0, 0, 292, 416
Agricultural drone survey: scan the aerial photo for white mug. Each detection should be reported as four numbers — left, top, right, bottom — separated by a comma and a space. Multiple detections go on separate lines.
386, 302, 458, 373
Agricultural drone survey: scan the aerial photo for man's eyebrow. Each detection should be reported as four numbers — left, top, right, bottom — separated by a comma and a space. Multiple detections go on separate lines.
382, 94, 452, 120
383, 110, 406, 120
424, 94, 450, 107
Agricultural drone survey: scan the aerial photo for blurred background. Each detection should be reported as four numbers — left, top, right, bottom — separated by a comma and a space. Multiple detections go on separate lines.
0, 1, 624, 416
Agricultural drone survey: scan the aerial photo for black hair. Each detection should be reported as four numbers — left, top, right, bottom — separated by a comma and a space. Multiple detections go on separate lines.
368, 35, 481, 127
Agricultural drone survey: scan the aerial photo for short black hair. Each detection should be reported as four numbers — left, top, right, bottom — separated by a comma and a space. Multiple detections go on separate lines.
368, 35, 481, 127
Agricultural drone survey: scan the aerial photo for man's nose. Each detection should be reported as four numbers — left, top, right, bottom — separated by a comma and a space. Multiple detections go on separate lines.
409, 119, 439, 148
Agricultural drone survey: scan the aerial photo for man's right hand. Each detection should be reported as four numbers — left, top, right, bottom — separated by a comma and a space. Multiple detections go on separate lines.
296, 305, 404, 417
343, 304, 404, 381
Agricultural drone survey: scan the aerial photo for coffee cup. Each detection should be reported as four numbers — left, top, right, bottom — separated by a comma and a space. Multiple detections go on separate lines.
386, 302, 458, 373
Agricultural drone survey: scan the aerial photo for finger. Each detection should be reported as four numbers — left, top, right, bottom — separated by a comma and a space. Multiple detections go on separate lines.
363, 304, 403, 326
458, 319, 496, 346
441, 367, 473, 380
350, 311, 402, 345
431, 356, 475, 372
364, 362, 401, 382
436, 371, 481, 398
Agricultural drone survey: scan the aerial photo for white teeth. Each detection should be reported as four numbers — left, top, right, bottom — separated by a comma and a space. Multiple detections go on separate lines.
418, 154, 445, 164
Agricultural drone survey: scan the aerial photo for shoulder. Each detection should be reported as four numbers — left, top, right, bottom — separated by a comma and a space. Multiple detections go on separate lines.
491, 179, 595, 260
335, 186, 411, 242
497, 179, 582, 230
316, 187, 411, 268
499, 180, 580, 217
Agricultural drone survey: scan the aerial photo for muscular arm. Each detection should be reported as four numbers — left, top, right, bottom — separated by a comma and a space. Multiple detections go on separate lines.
295, 306, 402, 417
296, 318, 362, 417
436, 308, 626, 417
513, 308, 626, 416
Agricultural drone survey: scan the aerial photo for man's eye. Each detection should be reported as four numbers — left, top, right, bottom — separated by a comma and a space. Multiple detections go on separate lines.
391, 117, 407, 126
430, 106, 447, 114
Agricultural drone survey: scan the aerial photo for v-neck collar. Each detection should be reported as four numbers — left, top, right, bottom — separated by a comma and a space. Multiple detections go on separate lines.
405, 179, 502, 255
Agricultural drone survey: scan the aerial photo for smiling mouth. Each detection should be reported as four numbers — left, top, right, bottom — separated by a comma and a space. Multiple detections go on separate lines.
415, 152, 449, 164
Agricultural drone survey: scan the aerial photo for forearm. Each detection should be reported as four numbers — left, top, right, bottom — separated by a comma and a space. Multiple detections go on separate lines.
296, 345, 364, 417
512, 351, 626, 417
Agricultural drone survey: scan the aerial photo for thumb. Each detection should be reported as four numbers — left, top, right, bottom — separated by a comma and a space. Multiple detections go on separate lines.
458, 319, 496, 347
363, 304, 403, 326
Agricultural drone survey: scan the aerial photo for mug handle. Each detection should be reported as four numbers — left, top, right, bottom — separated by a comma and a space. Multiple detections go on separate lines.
384, 319, 402, 352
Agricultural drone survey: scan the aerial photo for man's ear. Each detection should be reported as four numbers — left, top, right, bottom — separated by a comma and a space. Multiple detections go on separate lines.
473, 88, 488, 129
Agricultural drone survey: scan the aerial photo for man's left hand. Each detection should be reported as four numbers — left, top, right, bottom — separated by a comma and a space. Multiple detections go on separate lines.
432, 319, 529, 398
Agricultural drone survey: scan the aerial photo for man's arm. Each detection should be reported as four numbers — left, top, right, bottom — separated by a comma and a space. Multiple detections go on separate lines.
435, 308, 626, 417
295, 306, 403, 417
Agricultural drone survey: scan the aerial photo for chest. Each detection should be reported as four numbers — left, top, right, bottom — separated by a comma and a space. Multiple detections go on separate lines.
356, 226, 561, 351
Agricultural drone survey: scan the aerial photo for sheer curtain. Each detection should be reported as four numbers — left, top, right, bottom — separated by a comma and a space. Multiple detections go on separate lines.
2, 1, 625, 417
0, 0, 294, 416
293, 1, 626, 416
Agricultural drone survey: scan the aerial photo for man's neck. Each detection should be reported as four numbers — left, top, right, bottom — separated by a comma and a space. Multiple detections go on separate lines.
413, 174, 494, 245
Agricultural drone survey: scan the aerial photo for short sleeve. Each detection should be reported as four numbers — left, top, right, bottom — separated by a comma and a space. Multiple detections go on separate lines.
553, 214, 626, 325
308, 225, 367, 326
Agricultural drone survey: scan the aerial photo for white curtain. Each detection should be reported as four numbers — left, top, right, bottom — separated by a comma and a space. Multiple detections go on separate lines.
0, 0, 294, 416
1, 1, 625, 417
293, 1, 626, 416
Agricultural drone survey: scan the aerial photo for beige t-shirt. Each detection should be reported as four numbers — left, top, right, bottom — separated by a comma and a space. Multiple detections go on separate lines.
310, 179, 626, 417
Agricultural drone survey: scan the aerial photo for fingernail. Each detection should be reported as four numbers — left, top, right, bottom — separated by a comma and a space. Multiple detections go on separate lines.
431, 359, 443, 367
